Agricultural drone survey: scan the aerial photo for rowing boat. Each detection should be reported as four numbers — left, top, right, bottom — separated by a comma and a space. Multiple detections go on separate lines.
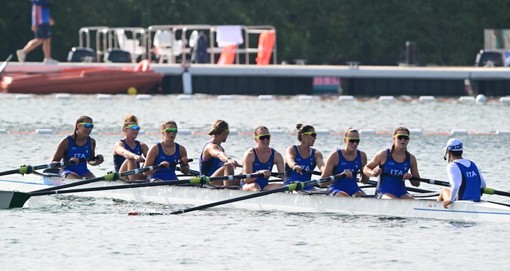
1, 175, 510, 222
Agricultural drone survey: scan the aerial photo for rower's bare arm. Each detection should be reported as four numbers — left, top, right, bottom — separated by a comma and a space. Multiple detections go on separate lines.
142, 145, 159, 176
242, 150, 256, 183
364, 151, 384, 177
285, 146, 297, 169
179, 146, 190, 175
320, 151, 338, 186
359, 151, 369, 183
315, 150, 325, 173
274, 151, 285, 177
51, 138, 68, 163
409, 155, 420, 187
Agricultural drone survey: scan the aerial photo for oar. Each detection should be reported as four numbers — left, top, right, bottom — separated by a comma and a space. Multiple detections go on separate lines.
31, 164, 165, 193
408, 177, 510, 197
0, 173, 213, 209
34, 159, 194, 193
0, 161, 73, 177
132, 173, 346, 216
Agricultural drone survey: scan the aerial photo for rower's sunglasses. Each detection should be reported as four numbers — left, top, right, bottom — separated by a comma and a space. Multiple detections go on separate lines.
303, 131, 317, 137
80, 122, 94, 129
395, 134, 410, 140
345, 137, 360, 144
163, 127, 178, 133
126, 124, 140, 131
256, 134, 271, 140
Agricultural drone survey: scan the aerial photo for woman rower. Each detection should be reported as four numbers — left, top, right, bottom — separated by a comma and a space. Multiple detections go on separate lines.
320, 128, 368, 197
50, 116, 104, 179
241, 126, 285, 191
363, 127, 420, 199
143, 120, 190, 181
284, 124, 325, 191
112, 115, 149, 181
199, 120, 241, 187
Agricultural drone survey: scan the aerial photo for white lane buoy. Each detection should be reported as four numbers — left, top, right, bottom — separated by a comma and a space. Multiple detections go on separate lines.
475, 94, 487, 104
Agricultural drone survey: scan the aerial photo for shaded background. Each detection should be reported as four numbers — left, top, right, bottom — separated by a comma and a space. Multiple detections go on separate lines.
3, 0, 510, 65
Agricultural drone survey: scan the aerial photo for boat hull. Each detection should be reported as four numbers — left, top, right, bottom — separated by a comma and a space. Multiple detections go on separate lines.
0, 68, 163, 94
1, 176, 510, 222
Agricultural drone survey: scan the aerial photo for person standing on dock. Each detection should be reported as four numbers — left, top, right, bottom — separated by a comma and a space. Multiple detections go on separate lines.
199, 120, 242, 187
112, 115, 149, 181
241, 126, 285, 191
284, 124, 325, 191
363, 127, 420, 199
320, 128, 368, 197
143, 120, 190, 181
16, 0, 57, 64
50, 116, 104, 179
438, 138, 486, 208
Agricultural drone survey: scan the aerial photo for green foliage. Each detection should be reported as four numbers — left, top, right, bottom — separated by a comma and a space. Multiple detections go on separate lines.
2, 0, 510, 65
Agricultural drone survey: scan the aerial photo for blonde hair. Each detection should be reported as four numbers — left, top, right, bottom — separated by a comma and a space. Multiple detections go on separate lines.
161, 120, 177, 130
208, 120, 229, 135
253, 125, 269, 136
123, 115, 139, 129
344, 127, 359, 137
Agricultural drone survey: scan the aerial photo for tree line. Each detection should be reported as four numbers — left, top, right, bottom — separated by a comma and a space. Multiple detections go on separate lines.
2, 0, 510, 66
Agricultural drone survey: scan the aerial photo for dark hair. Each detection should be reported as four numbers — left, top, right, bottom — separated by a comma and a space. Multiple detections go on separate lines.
209, 120, 229, 135
73, 116, 93, 139
296, 123, 314, 141
450, 150, 463, 156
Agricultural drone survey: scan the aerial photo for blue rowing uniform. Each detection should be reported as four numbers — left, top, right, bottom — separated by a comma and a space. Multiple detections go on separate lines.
378, 149, 410, 198
61, 135, 92, 177
113, 139, 142, 172
150, 143, 180, 181
284, 145, 316, 190
455, 160, 482, 201
328, 149, 363, 196
199, 142, 225, 176
241, 148, 275, 190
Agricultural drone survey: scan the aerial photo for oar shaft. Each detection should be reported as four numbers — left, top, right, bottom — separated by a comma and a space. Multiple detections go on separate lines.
170, 186, 289, 214
168, 173, 346, 215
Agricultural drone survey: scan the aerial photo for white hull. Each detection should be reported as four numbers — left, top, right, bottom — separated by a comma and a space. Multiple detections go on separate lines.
2, 175, 510, 222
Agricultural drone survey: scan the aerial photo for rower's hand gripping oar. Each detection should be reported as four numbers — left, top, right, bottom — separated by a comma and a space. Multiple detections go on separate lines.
130, 173, 347, 216
0, 160, 76, 177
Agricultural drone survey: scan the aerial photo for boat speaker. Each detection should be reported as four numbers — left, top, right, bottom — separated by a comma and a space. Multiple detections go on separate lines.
67, 47, 95, 62
105, 49, 132, 63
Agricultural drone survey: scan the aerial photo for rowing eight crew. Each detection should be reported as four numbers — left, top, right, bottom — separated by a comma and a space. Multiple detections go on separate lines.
51, 116, 486, 209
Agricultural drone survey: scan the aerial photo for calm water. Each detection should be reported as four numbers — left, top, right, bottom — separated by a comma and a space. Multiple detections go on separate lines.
1, 94, 510, 270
